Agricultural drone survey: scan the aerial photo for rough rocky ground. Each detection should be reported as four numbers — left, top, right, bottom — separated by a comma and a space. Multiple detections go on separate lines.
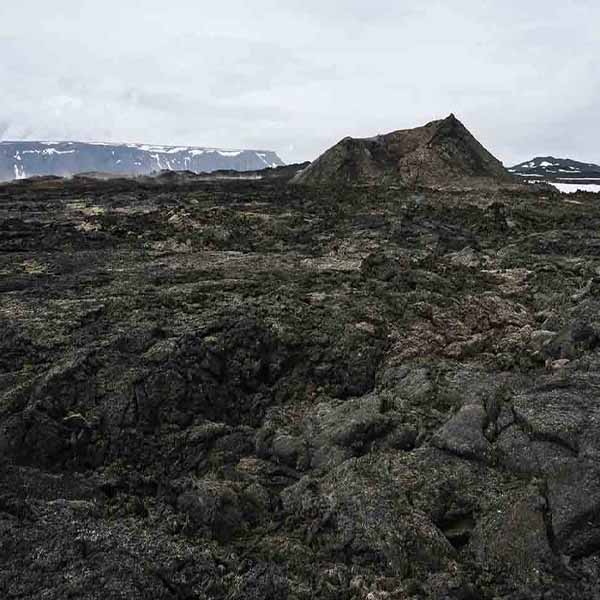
2, 176, 600, 598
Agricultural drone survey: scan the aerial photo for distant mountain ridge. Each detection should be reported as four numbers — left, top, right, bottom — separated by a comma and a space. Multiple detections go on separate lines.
0, 141, 284, 181
509, 157, 600, 182
293, 114, 515, 188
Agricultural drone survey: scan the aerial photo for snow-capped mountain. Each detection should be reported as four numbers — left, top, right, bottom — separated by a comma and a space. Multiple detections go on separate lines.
0, 141, 284, 181
509, 157, 600, 193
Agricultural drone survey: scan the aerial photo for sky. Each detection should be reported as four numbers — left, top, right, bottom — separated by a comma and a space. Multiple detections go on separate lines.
0, 0, 598, 166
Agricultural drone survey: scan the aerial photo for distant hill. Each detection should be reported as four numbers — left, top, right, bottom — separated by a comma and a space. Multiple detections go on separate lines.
509, 157, 600, 194
293, 114, 515, 188
509, 157, 600, 182
0, 141, 284, 181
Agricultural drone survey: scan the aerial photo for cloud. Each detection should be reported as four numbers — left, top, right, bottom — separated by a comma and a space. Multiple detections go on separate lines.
0, 1, 598, 164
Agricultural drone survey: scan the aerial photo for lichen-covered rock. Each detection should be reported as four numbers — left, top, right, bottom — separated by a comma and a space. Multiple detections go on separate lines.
281, 456, 455, 577
469, 488, 555, 584
547, 460, 600, 557
4, 175, 600, 597
176, 480, 268, 542
431, 404, 492, 462
496, 425, 573, 476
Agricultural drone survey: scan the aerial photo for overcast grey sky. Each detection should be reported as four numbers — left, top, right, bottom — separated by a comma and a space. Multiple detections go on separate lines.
0, 1, 598, 165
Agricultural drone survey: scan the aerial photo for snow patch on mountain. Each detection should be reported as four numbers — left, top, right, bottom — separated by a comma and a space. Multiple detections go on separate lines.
0, 141, 285, 181
510, 156, 600, 193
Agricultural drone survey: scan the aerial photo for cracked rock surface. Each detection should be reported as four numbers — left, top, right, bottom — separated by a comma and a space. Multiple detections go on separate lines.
2, 177, 600, 598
